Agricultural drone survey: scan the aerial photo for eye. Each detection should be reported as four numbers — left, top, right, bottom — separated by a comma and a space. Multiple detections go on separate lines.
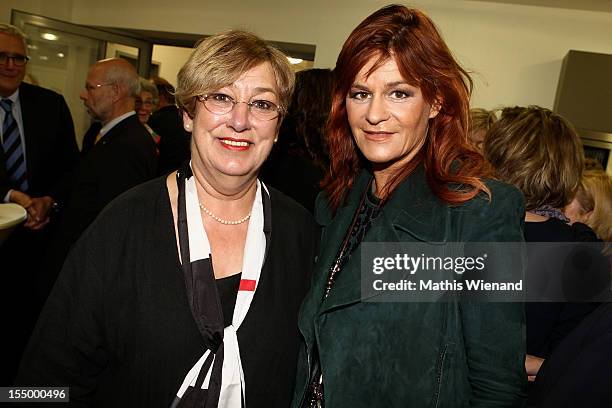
209, 93, 233, 103
388, 90, 412, 100
251, 99, 275, 111
348, 90, 370, 102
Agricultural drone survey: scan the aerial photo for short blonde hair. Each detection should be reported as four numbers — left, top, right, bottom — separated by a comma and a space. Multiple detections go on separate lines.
484, 106, 584, 210
176, 30, 294, 118
574, 170, 612, 250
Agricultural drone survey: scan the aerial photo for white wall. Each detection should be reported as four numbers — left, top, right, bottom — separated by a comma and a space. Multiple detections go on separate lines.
5, 0, 612, 111
151, 45, 193, 86
1, 0, 73, 24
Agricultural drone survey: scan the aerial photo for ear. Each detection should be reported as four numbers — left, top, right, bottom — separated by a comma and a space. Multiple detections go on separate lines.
182, 111, 193, 132
429, 97, 442, 119
110, 83, 123, 103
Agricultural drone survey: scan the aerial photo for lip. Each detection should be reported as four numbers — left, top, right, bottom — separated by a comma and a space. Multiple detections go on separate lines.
218, 137, 252, 151
363, 130, 395, 141
0, 72, 21, 78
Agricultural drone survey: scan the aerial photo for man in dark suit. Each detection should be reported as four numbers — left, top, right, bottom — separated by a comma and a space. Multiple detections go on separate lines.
0, 24, 79, 227
0, 24, 79, 385
40, 58, 158, 299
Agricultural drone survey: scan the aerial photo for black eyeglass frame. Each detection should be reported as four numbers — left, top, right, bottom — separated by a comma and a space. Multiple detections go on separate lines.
0, 52, 30, 67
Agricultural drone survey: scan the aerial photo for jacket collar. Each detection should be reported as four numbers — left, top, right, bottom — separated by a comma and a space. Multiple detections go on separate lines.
313, 165, 450, 314
316, 165, 450, 241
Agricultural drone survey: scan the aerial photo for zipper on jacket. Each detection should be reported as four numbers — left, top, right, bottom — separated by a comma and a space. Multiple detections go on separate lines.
433, 343, 448, 408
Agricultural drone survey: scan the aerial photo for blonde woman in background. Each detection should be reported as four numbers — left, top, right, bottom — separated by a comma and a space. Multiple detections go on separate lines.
565, 169, 612, 255
468, 107, 497, 152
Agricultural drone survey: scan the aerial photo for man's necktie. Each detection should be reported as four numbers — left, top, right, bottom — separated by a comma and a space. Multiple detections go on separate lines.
1, 99, 29, 192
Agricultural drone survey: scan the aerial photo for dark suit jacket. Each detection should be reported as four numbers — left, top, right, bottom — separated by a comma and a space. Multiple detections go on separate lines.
148, 105, 191, 175
40, 114, 158, 297
529, 302, 612, 407
0, 82, 78, 385
0, 82, 79, 202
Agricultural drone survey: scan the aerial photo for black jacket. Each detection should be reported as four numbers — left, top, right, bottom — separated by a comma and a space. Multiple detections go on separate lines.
18, 176, 318, 407
39, 114, 158, 298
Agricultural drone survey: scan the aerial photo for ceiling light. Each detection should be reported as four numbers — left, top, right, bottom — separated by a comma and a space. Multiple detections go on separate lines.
57, 53, 65, 58
41, 33, 58, 41
27, 44, 38, 50
287, 57, 303, 65
39, 55, 49, 61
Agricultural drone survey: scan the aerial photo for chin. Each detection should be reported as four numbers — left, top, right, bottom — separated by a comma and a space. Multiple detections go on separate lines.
215, 162, 256, 178
361, 150, 401, 165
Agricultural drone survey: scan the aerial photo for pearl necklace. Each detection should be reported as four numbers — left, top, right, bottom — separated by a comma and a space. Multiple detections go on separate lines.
198, 203, 251, 225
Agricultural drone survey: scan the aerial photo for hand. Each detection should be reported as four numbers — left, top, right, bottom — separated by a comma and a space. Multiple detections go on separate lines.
525, 354, 545, 382
25, 196, 54, 230
9, 191, 53, 230
8, 190, 33, 208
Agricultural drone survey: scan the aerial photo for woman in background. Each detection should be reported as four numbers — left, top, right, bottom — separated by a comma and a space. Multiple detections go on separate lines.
484, 105, 606, 385
136, 77, 161, 144
468, 107, 497, 153
261, 68, 334, 212
564, 169, 612, 255
293, 5, 527, 407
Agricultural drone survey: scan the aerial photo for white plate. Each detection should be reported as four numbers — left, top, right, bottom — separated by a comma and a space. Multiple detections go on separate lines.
0, 203, 27, 245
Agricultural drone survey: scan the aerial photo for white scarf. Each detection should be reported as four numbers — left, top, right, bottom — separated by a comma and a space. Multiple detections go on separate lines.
175, 174, 267, 407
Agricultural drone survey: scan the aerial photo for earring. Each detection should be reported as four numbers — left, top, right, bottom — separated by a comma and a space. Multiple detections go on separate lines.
274, 137, 278, 143
185, 123, 191, 130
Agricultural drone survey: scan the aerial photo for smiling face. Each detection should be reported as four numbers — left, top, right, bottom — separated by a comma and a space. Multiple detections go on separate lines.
136, 90, 155, 124
183, 62, 280, 183
0, 33, 27, 97
346, 56, 439, 179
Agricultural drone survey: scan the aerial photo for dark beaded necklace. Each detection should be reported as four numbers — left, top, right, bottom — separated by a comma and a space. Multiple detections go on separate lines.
324, 178, 380, 297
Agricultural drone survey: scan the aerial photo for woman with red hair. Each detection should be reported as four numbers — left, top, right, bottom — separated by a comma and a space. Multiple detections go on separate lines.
293, 5, 527, 407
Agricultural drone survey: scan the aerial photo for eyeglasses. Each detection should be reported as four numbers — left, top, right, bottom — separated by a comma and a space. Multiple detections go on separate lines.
84, 83, 113, 92
197, 93, 283, 121
0, 52, 30, 67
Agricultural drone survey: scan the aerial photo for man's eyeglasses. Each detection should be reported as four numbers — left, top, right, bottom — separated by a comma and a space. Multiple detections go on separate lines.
84, 83, 113, 92
0, 52, 30, 67
197, 93, 283, 121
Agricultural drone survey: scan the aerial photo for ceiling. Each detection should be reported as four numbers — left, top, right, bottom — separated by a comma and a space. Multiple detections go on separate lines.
472, 0, 612, 14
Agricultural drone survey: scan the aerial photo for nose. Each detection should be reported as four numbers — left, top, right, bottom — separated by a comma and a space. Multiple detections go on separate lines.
226, 101, 251, 132
79, 89, 88, 101
365, 95, 390, 125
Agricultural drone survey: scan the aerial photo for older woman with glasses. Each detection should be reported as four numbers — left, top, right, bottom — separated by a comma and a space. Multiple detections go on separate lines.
17, 31, 319, 408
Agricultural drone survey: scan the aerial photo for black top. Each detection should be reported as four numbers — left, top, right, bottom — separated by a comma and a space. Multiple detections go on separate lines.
217, 273, 241, 328
524, 218, 602, 358
148, 105, 191, 176
16, 176, 319, 407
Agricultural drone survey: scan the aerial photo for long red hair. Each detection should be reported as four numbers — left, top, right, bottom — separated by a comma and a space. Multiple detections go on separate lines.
323, 4, 491, 212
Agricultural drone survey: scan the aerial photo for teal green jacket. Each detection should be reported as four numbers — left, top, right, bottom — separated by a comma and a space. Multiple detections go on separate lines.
293, 167, 528, 408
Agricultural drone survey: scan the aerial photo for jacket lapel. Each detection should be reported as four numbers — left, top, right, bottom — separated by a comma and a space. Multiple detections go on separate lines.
317, 165, 450, 314
18, 84, 39, 181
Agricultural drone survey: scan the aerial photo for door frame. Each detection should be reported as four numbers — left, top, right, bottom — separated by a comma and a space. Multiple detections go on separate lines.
11, 10, 153, 77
